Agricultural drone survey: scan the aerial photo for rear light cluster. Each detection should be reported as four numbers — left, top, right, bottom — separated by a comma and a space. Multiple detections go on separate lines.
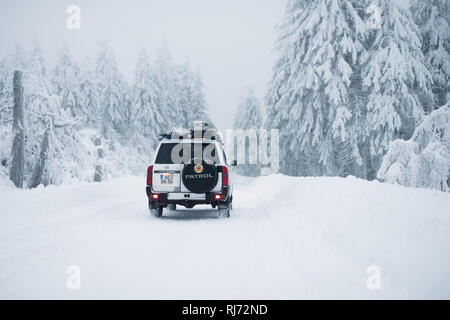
147, 166, 160, 200
147, 165, 153, 186
221, 166, 229, 187
213, 166, 229, 201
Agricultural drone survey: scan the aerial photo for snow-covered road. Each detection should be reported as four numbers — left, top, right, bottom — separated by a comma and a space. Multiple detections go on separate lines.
0, 174, 449, 299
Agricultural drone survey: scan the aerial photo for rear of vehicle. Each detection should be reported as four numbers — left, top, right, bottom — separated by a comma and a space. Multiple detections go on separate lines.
146, 140, 233, 218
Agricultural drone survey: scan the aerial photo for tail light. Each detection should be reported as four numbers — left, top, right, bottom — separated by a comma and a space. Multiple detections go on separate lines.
222, 165, 229, 187
147, 165, 153, 186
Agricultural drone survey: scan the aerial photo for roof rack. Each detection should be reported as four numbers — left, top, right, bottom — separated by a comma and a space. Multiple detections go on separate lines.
159, 122, 223, 144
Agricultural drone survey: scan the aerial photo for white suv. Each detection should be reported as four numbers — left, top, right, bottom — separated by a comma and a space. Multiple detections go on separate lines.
146, 126, 236, 218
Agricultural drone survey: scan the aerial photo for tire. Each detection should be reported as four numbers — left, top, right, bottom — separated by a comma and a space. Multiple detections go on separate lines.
150, 207, 163, 218
168, 204, 176, 211
218, 204, 231, 218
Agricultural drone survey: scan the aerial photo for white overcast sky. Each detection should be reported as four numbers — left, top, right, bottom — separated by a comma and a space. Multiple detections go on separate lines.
0, 0, 409, 132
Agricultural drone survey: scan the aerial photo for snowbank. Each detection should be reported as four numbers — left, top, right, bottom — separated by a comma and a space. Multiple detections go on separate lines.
0, 174, 449, 299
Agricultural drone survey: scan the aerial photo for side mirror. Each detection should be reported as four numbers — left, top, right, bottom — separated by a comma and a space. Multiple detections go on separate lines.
231, 160, 238, 167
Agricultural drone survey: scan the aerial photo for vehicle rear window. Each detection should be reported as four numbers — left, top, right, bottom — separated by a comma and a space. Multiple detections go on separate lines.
155, 143, 218, 164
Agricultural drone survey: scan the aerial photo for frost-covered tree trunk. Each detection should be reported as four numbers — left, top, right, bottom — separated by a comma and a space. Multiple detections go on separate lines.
9, 70, 25, 188
29, 126, 50, 189
233, 87, 263, 177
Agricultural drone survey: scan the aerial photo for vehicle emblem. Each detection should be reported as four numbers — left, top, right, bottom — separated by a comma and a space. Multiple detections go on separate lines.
194, 164, 204, 173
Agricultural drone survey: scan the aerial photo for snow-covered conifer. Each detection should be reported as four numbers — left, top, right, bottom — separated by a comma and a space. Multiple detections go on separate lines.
233, 87, 263, 176
131, 48, 163, 149
94, 43, 129, 135
266, 0, 366, 177
378, 103, 450, 191
78, 57, 100, 128
410, 0, 450, 107
52, 46, 98, 126
177, 62, 211, 128
152, 43, 183, 130
361, 0, 434, 176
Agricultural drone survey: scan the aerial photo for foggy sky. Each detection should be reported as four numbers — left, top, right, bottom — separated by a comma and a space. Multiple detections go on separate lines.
0, 0, 409, 132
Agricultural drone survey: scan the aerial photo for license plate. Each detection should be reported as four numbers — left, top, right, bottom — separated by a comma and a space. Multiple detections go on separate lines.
160, 173, 173, 184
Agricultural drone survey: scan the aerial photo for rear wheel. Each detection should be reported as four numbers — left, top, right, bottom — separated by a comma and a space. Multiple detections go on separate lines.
218, 202, 231, 218
168, 204, 176, 211
150, 207, 163, 218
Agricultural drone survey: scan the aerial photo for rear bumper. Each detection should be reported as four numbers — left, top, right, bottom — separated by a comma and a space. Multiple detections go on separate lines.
146, 186, 230, 208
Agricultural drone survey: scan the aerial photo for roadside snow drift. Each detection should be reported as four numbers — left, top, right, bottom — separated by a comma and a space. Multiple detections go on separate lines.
0, 174, 449, 299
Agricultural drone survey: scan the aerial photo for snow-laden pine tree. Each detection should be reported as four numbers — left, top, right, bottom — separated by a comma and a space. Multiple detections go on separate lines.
266, 0, 366, 177
78, 56, 100, 128
152, 43, 183, 130
0, 44, 28, 126
94, 43, 129, 135
25, 40, 60, 179
25, 40, 88, 187
378, 103, 450, 191
361, 0, 434, 178
0, 59, 12, 127
52, 46, 98, 127
131, 48, 164, 149
233, 87, 263, 177
0, 45, 28, 173
177, 62, 194, 128
177, 62, 212, 129
410, 0, 450, 107
190, 69, 212, 127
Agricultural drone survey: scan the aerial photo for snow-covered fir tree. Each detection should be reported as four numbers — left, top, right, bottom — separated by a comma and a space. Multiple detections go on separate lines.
94, 43, 130, 135
410, 0, 450, 107
233, 87, 263, 177
378, 103, 450, 191
0, 44, 28, 126
361, 0, 434, 178
77, 56, 100, 128
0, 45, 29, 173
25, 39, 60, 179
0, 59, 13, 127
52, 47, 100, 128
52, 46, 84, 121
152, 43, 183, 130
266, 0, 366, 177
177, 62, 211, 128
131, 48, 164, 149
190, 68, 212, 127
24, 40, 90, 187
